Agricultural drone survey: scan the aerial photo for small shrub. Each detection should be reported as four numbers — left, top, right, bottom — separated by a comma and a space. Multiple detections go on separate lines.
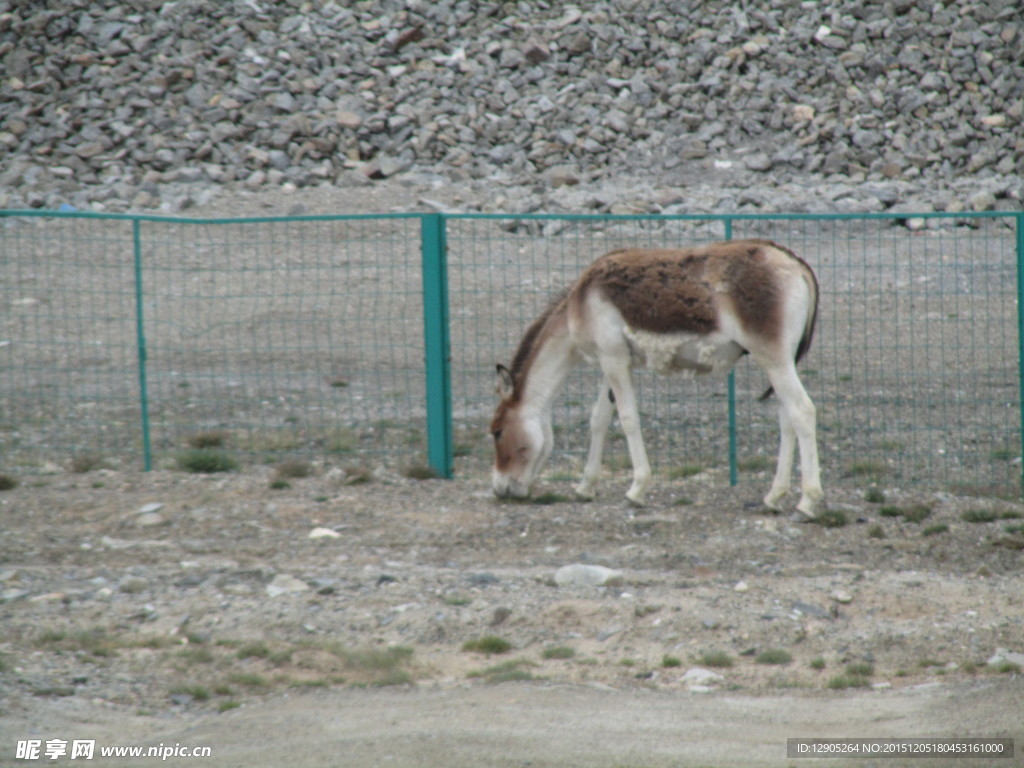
699, 651, 734, 668
70, 454, 104, 473
176, 450, 238, 474
269, 479, 291, 490
863, 487, 885, 504
274, 459, 313, 479
810, 657, 826, 670
756, 649, 793, 665
0, 474, 17, 491
403, 464, 438, 480
661, 655, 683, 668
901, 505, 932, 523
867, 525, 885, 539
879, 506, 903, 517
462, 636, 513, 655
922, 523, 949, 536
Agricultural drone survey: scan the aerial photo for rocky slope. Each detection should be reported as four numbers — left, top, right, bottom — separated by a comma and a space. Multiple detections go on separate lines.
1, 0, 1021, 214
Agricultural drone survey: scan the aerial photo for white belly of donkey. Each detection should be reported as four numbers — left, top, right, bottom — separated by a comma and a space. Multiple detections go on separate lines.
624, 327, 745, 376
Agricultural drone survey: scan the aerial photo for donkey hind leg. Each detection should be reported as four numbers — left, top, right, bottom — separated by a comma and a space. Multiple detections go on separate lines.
575, 378, 614, 500
601, 358, 652, 506
763, 363, 823, 518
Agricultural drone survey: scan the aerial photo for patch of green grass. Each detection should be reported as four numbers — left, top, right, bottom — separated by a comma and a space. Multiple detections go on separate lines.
668, 464, 704, 479
176, 449, 238, 474
542, 646, 576, 660
810, 509, 848, 528
738, 457, 773, 472
468, 658, 537, 683
0, 474, 18, 491
879, 504, 932, 523
35, 627, 119, 658
699, 651, 734, 668
992, 661, 1021, 674
827, 674, 872, 689
756, 649, 793, 665
340, 645, 414, 673
867, 524, 885, 539
226, 672, 270, 688
922, 523, 949, 536
217, 701, 241, 713
962, 509, 998, 523
269, 479, 291, 490
661, 655, 683, 668
810, 657, 826, 670
462, 636, 513, 655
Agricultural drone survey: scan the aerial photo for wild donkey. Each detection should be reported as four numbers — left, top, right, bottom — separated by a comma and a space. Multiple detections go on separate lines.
490, 239, 824, 518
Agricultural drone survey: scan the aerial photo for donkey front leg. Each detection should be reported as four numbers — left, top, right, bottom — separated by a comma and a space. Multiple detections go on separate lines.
603, 361, 651, 506
575, 378, 614, 500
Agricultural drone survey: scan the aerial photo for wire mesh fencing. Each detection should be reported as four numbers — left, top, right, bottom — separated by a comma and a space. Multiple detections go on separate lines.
1, 209, 1021, 498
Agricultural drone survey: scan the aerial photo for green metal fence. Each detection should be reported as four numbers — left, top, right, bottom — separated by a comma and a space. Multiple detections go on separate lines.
2, 209, 1021, 497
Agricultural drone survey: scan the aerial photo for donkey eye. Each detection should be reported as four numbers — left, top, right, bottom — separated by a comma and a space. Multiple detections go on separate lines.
492, 429, 502, 440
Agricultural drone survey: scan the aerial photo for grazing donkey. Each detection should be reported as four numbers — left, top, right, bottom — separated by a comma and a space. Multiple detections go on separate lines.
490, 239, 823, 518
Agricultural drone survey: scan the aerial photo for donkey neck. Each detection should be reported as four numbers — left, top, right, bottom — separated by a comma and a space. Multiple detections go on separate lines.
515, 317, 576, 417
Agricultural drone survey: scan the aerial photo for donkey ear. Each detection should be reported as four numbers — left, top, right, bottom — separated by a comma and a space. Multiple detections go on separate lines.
495, 364, 514, 398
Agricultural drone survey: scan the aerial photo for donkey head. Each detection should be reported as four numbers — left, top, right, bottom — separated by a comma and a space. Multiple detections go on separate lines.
490, 364, 552, 498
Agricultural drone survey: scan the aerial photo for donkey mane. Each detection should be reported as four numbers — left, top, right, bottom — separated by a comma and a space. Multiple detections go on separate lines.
508, 287, 570, 388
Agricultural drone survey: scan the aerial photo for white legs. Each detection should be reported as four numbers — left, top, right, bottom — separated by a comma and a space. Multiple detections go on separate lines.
762, 363, 823, 518
574, 379, 614, 500
575, 362, 652, 506
574, 360, 822, 516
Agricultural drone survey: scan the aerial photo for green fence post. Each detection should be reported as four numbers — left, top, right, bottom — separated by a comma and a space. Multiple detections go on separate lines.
724, 218, 738, 486
421, 213, 454, 478
132, 219, 152, 471
1017, 212, 1024, 495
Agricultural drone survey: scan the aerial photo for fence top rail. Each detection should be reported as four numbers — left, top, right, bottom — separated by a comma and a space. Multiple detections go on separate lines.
0, 209, 1019, 225
0, 209, 427, 225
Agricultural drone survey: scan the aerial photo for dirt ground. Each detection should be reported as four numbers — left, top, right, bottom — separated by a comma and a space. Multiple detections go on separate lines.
2, 181, 1023, 766
1, 462, 1023, 768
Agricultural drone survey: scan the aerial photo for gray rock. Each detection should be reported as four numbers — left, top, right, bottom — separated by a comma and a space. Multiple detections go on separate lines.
554, 564, 624, 588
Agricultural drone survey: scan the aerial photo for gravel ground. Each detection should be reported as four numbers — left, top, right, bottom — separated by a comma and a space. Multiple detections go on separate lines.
2, 457, 1023, 766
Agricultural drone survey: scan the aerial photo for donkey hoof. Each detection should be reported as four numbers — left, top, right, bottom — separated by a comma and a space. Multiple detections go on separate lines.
573, 483, 596, 501
625, 489, 646, 507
